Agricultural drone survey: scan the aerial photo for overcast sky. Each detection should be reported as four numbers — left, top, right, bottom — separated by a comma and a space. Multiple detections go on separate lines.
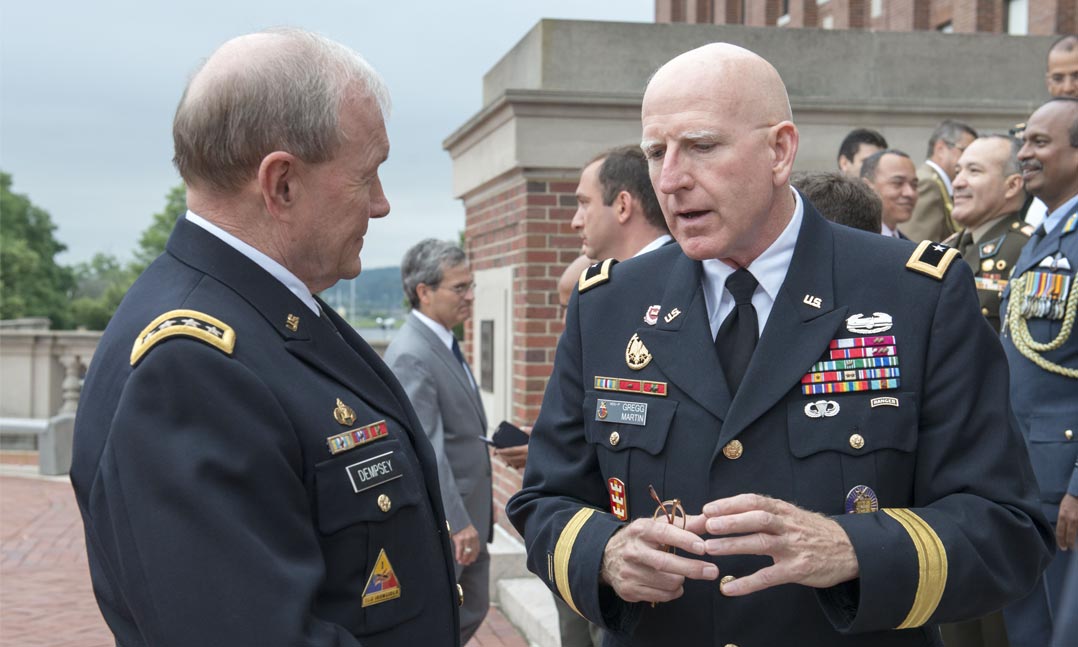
1, 1, 653, 269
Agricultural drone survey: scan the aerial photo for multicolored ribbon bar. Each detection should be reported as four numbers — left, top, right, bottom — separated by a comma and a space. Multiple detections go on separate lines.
802, 378, 901, 395
828, 336, 896, 349
809, 356, 899, 373
801, 367, 901, 384
594, 376, 668, 397
828, 345, 897, 360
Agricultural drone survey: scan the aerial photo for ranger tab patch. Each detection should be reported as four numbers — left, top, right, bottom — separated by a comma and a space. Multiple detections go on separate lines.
578, 258, 617, 293
362, 548, 401, 607
906, 241, 959, 280
130, 309, 235, 366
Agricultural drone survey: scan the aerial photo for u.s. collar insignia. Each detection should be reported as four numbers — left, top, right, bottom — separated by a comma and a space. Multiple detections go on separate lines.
663, 308, 682, 324
362, 548, 401, 607
333, 398, 357, 426
285, 313, 300, 332
644, 305, 661, 326
625, 334, 652, 370
846, 312, 892, 334
608, 478, 628, 521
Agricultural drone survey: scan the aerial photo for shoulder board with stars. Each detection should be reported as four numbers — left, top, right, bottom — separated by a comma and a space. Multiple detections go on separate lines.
130, 309, 235, 366
578, 258, 618, 294
905, 240, 959, 281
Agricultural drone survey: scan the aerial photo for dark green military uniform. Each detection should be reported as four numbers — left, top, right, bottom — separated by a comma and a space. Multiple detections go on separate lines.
945, 212, 1032, 332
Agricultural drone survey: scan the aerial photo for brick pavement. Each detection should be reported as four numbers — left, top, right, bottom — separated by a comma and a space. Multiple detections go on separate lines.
0, 470, 528, 647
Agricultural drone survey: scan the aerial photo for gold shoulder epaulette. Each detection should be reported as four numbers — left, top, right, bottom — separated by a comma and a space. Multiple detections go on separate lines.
578, 258, 618, 294
130, 309, 236, 366
906, 240, 960, 281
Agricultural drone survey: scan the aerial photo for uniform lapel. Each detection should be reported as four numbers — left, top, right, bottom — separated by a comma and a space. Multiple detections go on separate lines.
716, 205, 848, 448
635, 253, 732, 423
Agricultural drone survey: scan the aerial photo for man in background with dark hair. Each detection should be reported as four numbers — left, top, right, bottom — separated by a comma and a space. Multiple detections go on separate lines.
1046, 34, 1078, 99
572, 146, 671, 262
791, 171, 881, 233
942, 135, 1032, 333
836, 127, 887, 177
900, 119, 977, 243
860, 149, 919, 238
1002, 97, 1078, 647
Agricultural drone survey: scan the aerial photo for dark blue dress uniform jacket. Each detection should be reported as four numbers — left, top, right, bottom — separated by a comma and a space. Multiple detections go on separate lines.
1001, 203, 1078, 522
70, 219, 460, 647
507, 201, 1053, 646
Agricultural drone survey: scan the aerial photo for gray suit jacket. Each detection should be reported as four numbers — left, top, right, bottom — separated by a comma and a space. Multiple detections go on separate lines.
385, 312, 492, 541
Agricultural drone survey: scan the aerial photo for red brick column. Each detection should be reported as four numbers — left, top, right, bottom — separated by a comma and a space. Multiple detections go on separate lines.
463, 170, 582, 534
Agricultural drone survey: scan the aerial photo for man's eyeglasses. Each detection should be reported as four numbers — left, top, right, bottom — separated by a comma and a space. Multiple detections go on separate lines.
439, 281, 476, 296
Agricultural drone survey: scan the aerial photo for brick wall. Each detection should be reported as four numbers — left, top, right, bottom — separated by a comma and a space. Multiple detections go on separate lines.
657, 0, 1070, 33
463, 170, 582, 534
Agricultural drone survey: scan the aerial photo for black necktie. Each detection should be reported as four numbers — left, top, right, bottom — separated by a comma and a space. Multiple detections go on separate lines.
452, 338, 477, 391
714, 269, 759, 395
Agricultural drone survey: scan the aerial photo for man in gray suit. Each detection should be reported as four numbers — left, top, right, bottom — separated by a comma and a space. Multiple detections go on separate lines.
384, 239, 492, 644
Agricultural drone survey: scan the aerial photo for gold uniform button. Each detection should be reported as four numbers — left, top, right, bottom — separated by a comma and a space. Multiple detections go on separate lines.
725, 644, 739, 647
377, 494, 391, 513
720, 575, 736, 590
609, 431, 621, 446
1066, 429, 1073, 440
981, 307, 990, 316
722, 440, 743, 460
457, 584, 464, 607
849, 434, 865, 450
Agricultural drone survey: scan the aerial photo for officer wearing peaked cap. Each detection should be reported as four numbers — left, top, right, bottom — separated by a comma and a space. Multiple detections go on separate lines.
70, 29, 460, 647
508, 43, 1051, 647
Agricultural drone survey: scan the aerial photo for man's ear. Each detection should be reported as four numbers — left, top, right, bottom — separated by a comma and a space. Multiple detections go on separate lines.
258, 151, 298, 218
615, 191, 633, 224
1003, 172, 1025, 201
415, 283, 433, 309
770, 121, 800, 186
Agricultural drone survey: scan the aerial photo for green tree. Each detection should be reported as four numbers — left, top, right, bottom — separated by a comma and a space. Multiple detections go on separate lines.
131, 184, 186, 275
0, 172, 75, 327
69, 253, 135, 330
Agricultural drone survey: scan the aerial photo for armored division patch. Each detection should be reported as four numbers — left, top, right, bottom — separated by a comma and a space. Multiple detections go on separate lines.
906, 241, 959, 280
578, 258, 618, 293
362, 549, 401, 607
130, 309, 235, 366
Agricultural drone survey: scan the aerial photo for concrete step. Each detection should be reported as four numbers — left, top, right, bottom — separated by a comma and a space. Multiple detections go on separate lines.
498, 576, 559, 647
488, 523, 529, 601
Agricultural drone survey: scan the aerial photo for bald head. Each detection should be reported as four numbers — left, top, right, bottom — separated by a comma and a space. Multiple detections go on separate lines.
644, 44, 792, 127
640, 43, 799, 266
173, 28, 389, 194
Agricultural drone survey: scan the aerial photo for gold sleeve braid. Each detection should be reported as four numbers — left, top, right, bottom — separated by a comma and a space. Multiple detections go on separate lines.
883, 508, 948, 629
1005, 273, 1078, 379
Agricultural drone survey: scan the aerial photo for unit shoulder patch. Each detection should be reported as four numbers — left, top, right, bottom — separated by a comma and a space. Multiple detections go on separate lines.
130, 309, 236, 366
905, 241, 959, 281
578, 258, 618, 294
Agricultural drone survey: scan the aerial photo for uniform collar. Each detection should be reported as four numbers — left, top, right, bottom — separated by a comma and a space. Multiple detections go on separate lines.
926, 160, 954, 196
185, 211, 321, 315
1043, 193, 1078, 235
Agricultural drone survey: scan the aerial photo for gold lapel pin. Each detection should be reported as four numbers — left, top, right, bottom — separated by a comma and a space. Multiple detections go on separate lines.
285, 313, 300, 332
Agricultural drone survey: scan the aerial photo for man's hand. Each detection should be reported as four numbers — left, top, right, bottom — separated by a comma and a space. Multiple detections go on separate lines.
493, 425, 531, 470
702, 494, 859, 596
452, 524, 481, 566
599, 514, 717, 604
1057, 493, 1078, 551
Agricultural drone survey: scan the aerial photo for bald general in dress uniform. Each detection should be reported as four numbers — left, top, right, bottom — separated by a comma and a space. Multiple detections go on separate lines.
70, 30, 460, 647
507, 43, 1052, 647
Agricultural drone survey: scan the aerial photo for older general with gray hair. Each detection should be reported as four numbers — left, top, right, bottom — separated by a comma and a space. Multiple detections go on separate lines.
71, 28, 461, 646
